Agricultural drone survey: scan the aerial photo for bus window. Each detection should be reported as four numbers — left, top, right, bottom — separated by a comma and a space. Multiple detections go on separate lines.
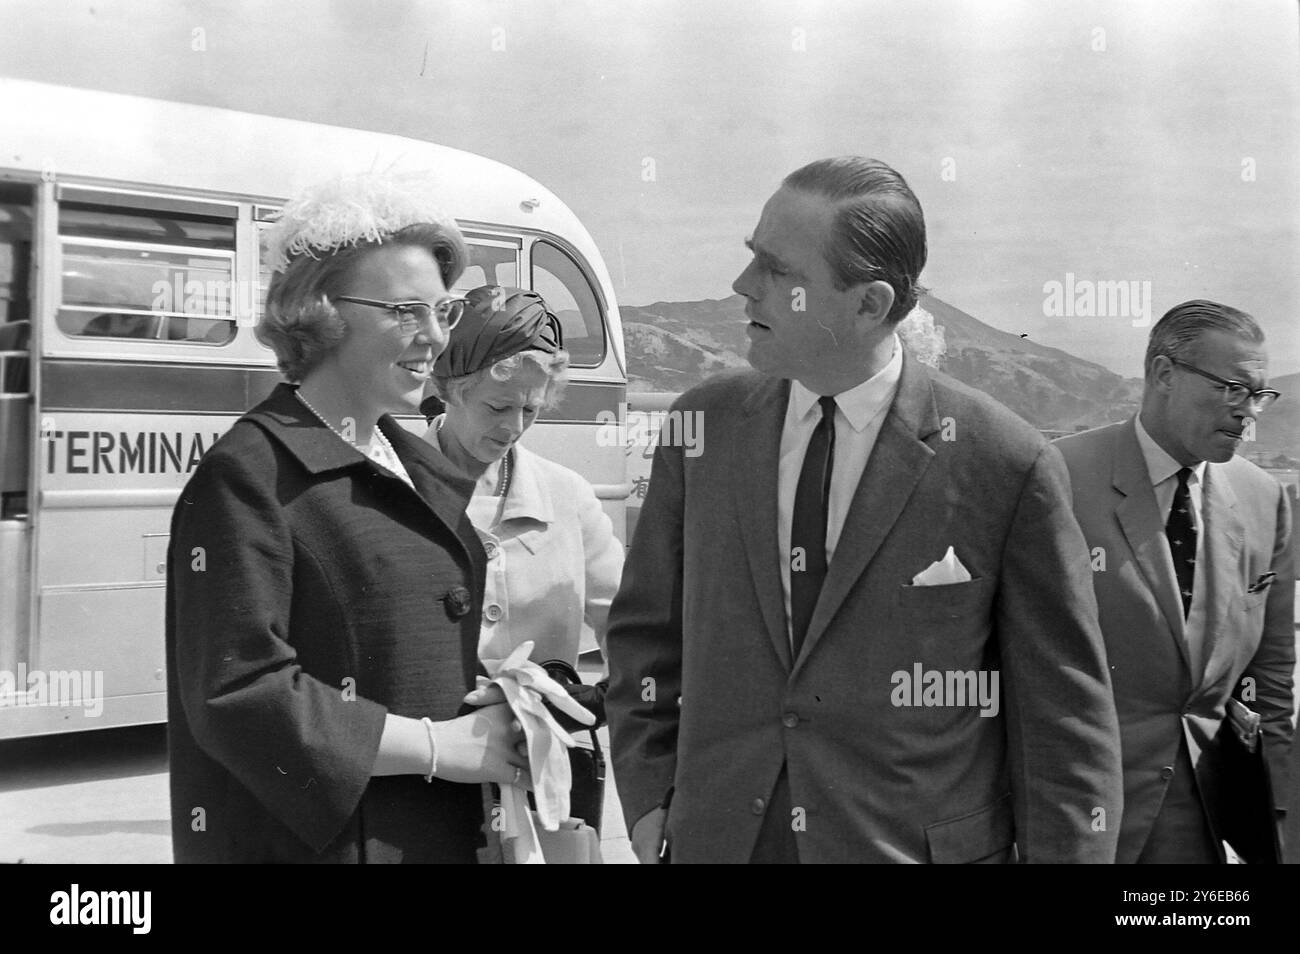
452, 240, 520, 294
0, 188, 32, 328
255, 219, 277, 324
57, 201, 238, 344
530, 239, 605, 368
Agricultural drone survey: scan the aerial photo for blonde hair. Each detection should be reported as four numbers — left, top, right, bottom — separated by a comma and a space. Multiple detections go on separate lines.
436, 349, 570, 410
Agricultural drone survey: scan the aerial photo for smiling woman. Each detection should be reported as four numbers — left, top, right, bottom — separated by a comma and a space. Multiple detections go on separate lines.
166, 173, 529, 863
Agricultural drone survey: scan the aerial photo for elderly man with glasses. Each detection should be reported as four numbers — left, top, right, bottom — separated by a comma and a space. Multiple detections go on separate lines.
1056, 299, 1294, 864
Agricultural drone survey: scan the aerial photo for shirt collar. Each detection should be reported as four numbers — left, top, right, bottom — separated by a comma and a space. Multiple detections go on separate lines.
1134, 412, 1207, 488
789, 334, 903, 431
498, 443, 554, 524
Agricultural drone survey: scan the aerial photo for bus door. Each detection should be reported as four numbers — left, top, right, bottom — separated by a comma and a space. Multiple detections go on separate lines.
0, 181, 34, 710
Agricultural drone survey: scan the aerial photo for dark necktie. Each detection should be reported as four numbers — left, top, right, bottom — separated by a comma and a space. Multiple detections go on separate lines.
1166, 467, 1196, 618
790, 396, 836, 657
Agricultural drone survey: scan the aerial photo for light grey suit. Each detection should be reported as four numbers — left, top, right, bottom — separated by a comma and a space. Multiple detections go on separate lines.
1056, 418, 1295, 863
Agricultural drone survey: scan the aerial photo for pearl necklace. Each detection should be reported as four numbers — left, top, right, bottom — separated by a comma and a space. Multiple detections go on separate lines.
436, 416, 511, 498
295, 389, 406, 475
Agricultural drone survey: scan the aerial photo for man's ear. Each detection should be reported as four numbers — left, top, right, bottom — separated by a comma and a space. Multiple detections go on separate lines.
856, 280, 896, 323
1149, 355, 1176, 393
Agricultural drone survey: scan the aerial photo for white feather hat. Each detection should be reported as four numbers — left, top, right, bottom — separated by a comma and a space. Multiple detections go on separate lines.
263, 171, 460, 273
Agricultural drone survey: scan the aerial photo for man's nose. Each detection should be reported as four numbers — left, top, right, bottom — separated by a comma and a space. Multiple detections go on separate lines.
1240, 394, 1272, 414
732, 260, 757, 299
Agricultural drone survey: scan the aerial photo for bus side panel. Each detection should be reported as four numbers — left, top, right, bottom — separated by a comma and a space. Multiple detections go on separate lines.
24, 410, 237, 735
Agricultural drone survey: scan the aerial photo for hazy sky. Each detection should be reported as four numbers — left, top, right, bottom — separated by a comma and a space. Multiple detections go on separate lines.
2, 0, 1297, 377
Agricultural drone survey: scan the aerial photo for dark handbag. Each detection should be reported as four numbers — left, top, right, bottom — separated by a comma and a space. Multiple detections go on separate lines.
540, 659, 607, 836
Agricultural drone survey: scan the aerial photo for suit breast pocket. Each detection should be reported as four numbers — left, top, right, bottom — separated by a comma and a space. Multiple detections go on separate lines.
896, 577, 996, 622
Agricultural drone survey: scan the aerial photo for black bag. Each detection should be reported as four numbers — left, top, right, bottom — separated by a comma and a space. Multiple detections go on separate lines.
540, 659, 607, 836
1207, 698, 1282, 864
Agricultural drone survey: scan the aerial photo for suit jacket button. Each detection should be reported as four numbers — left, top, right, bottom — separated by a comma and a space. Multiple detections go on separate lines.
750, 798, 766, 815
782, 712, 799, 728
485, 602, 504, 622
443, 585, 472, 619
1160, 765, 1174, 781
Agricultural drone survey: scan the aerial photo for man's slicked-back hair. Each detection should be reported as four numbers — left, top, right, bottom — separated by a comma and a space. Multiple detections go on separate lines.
783, 156, 928, 325
1144, 299, 1265, 381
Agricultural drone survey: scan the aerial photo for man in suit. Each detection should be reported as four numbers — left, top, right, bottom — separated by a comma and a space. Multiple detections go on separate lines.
605, 156, 1124, 863
1056, 300, 1294, 864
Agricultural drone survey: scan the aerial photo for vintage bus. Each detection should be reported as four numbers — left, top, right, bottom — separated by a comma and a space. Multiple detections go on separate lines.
0, 78, 629, 738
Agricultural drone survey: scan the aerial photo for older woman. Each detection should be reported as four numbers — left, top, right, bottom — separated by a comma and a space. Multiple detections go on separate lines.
166, 175, 525, 864
422, 287, 624, 825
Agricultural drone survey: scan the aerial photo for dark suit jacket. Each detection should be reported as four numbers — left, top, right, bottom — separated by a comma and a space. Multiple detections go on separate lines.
1056, 418, 1295, 863
166, 383, 488, 863
606, 355, 1124, 863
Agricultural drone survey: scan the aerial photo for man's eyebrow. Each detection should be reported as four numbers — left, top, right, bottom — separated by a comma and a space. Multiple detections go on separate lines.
744, 237, 795, 273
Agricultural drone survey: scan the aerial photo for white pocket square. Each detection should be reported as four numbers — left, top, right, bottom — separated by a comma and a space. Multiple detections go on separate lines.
911, 546, 972, 586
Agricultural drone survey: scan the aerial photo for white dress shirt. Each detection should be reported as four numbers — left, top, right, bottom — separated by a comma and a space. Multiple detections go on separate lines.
778, 336, 904, 641
1134, 413, 1209, 675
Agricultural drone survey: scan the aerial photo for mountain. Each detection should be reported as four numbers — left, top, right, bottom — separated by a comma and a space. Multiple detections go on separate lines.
620, 293, 1142, 432
618, 294, 1298, 463
620, 297, 753, 392
1247, 371, 1300, 468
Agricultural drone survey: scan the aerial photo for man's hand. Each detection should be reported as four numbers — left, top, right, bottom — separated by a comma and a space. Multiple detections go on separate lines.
631, 807, 668, 864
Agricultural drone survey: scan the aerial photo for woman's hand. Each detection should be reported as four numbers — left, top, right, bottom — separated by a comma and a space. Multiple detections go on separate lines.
462, 684, 530, 760
431, 698, 529, 785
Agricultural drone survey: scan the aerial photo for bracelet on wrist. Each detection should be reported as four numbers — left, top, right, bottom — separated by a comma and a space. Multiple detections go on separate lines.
421, 717, 439, 783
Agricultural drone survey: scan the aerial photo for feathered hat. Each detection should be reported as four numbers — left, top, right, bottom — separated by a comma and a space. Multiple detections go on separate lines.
262, 171, 460, 273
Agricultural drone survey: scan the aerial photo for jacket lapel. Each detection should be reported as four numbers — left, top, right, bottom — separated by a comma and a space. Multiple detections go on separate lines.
793, 352, 938, 672
1197, 462, 1244, 687
244, 385, 481, 566
1111, 417, 1190, 671
733, 375, 795, 671
244, 382, 367, 474
382, 419, 479, 541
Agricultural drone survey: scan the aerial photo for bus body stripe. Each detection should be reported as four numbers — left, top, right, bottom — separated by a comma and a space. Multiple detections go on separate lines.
40, 360, 625, 420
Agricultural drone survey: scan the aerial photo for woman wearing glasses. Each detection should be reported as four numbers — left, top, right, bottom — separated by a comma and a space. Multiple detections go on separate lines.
423, 286, 624, 830
166, 174, 526, 863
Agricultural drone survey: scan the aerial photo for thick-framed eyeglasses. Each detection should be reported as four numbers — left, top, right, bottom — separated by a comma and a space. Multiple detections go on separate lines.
1165, 356, 1281, 410
335, 295, 468, 333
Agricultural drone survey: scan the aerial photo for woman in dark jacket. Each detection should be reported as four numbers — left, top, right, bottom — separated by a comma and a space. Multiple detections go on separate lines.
166, 174, 526, 863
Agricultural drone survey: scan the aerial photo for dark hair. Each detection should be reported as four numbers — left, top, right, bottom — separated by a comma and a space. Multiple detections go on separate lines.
1144, 299, 1265, 381
783, 156, 927, 325
257, 222, 468, 382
